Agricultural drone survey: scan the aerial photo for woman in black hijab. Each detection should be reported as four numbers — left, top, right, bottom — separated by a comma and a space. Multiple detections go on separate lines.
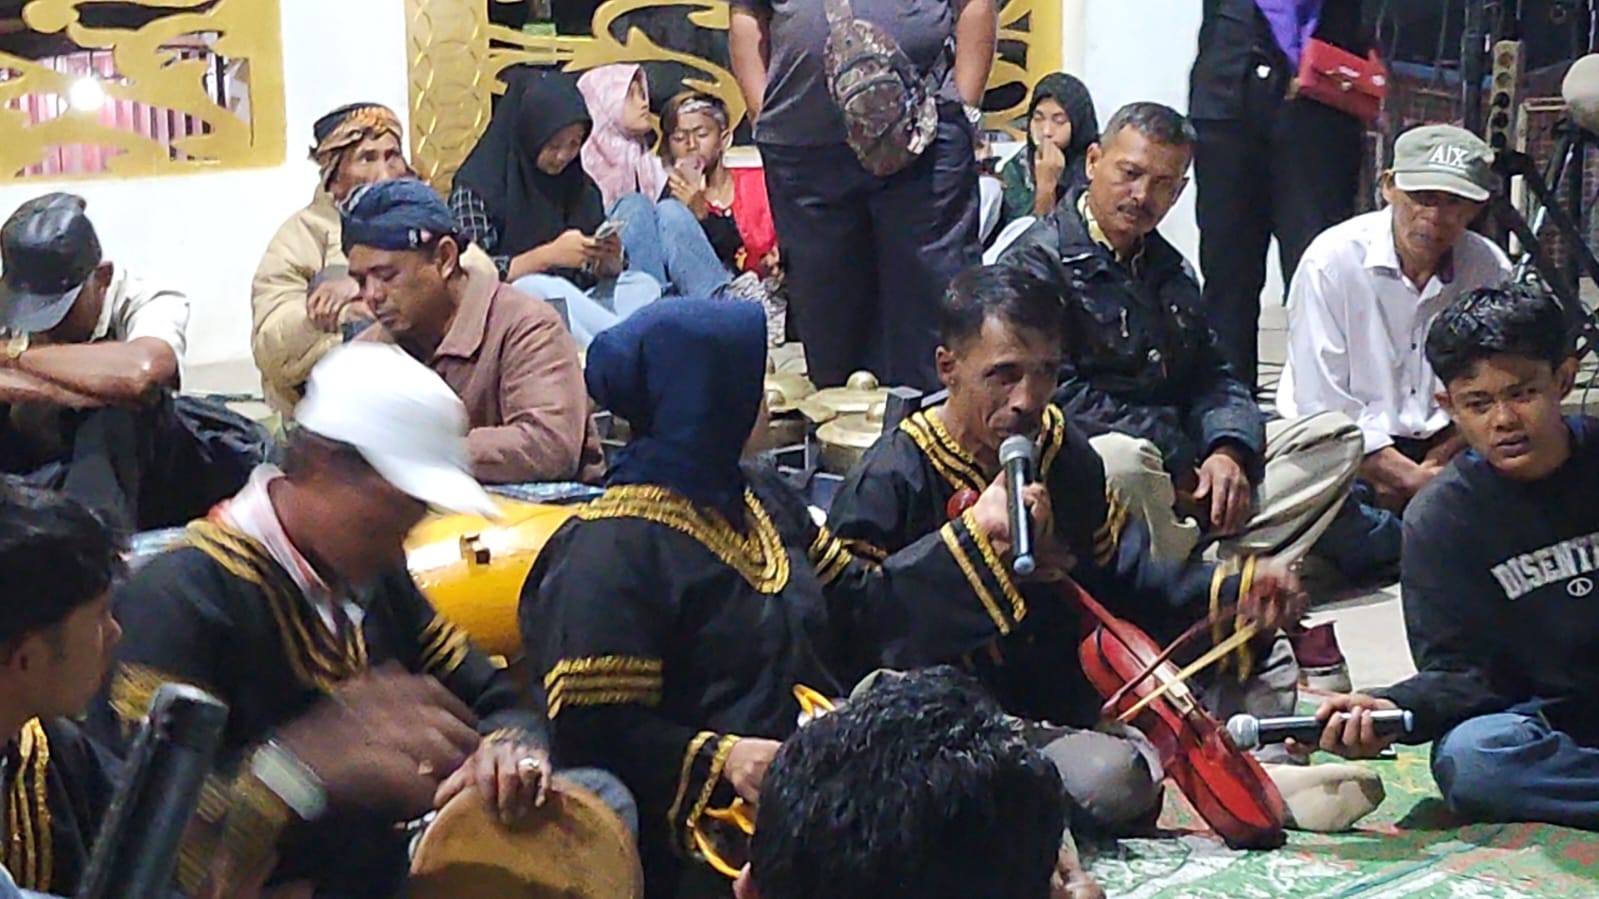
449, 67, 663, 348
998, 73, 1100, 227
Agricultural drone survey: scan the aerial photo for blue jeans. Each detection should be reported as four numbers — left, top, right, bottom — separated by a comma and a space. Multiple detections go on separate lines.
514, 271, 662, 350
611, 193, 732, 299
1309, 480, 1402, 580
1431, 703, 1599, 829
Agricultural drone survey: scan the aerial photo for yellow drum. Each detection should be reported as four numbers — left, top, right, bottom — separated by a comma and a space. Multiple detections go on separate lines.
406, 497, 576, 659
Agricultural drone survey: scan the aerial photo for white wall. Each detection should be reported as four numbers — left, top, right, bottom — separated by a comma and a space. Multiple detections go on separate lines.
0, 0, 410, 373
1062, 1, 1287, 300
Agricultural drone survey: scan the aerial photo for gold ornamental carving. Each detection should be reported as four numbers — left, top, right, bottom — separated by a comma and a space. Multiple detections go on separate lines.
0, 0, 287, 182
407, 0, 1064, 192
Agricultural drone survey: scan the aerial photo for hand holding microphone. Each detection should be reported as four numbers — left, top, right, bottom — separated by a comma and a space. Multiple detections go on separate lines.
998, 435, 1038, 576
969, 440, 1050, 575
1231, 693, 1413, 760
1226, 708, 1413, 751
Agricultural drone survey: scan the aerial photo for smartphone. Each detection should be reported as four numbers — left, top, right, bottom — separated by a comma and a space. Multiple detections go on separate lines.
593, 218, 625, 241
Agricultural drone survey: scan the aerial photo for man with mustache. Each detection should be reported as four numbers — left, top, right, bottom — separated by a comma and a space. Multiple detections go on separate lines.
1280, 125, 1509, 588
828, 265, 1381, 852
343, 178, 605, 486
999, 103, 1361, 582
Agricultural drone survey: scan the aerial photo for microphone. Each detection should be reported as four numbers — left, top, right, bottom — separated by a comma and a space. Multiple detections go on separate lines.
1225, 710, 1414, 751
998, 434, 1036, 576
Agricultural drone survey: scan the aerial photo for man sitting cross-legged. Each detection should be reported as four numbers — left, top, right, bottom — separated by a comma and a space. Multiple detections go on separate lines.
828, 264, 1381, 844
87, 344, 631, 898
999, 102, 1362, 568
1309, 285, 1599, 830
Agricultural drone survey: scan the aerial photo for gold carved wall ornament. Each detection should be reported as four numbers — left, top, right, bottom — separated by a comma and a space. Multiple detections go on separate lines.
406, 0, 1063, 191
0, 0, 287, 182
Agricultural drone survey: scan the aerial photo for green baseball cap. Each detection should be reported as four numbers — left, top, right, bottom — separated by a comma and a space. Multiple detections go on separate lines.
1391, 125, 1495, 202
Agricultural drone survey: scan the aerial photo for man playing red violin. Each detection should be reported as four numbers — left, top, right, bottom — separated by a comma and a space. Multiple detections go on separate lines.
828, 266, 1380, 873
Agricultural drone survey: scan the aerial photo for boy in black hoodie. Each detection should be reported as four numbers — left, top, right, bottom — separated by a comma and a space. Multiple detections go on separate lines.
1307, 284, 1599, 829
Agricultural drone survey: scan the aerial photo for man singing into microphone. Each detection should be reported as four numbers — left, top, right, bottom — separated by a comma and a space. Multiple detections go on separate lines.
1308, 285, 1599, 830
829, 265, 1378, 843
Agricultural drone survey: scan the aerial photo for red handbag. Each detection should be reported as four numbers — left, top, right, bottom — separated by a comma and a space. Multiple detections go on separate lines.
1294, 39, 1388, 124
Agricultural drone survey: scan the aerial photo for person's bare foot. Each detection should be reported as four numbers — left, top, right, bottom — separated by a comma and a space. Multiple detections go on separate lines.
1051, 844, 1106, 899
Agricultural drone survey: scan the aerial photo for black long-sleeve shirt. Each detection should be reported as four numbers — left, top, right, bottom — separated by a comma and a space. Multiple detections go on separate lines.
1374, 417, 1599, 745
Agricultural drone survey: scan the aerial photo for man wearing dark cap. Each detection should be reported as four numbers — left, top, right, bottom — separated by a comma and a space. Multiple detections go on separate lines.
346, 178, 605, 485
0, 192, 198, 529
1283, 125, 1510, 587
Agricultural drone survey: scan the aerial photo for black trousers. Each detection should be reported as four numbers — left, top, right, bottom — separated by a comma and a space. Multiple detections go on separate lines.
759, 108, 981, 392
0, 393, 264, 531
1194, 95, 1364, 385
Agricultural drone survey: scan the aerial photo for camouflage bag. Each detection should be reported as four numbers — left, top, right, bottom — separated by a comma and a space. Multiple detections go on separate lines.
823, 0, 952, 177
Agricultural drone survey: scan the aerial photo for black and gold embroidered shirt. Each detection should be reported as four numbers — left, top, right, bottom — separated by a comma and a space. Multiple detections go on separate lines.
521, 460, 1016, 899
827, 405, 1238, 727
0, 717, 116, 895
86, 520, 542, 899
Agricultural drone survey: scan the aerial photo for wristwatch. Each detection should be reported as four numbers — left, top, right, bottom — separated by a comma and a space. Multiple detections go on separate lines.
2, 332, 27, 363
963, 102, 983, 129
250, 739, 328, 822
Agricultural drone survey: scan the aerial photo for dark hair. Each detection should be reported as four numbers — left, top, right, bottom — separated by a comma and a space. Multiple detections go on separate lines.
1425, 284, 1574, 385
1100, 101, 1196, 149
0, 479, 125, 648
748, 668, 1066, 899
280, 428, 376, 480
659, 90, 730, 160
940, 265, 1065, 349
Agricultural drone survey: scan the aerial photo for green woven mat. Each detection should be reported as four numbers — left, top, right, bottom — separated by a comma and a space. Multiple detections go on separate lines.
1086, 743, 1599, 898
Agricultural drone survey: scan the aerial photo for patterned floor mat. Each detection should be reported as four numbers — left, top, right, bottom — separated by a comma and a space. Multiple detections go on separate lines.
1086, 744, 1599, 897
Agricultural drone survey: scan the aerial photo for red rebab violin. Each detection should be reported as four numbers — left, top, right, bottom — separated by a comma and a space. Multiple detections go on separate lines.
947, 488, 1287, 849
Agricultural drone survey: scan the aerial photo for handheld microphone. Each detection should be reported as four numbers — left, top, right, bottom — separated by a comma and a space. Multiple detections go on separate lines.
1225, 710, 1414, 751
998, 434, 1036, 576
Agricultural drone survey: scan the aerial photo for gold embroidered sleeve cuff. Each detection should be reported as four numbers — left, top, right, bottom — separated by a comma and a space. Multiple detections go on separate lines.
542, 655, 664, 718
940, 511, 1028, 636
665, 731, 741, 855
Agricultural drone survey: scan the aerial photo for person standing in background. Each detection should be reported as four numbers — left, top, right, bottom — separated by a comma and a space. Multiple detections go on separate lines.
729, 0, 995, 392
1189, 0, 1370, 387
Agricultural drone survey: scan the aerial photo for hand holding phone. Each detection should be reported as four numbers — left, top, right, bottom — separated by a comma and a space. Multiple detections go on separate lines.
593, 219, 625, 241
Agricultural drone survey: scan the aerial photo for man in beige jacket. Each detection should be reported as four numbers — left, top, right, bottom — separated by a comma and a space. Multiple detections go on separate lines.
250, 103, 412, 416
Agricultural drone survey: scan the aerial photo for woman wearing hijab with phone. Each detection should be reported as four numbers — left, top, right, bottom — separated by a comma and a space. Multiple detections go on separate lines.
449, 67, 663, 349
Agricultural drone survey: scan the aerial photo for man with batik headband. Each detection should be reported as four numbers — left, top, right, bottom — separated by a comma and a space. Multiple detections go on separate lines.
828, 265, 1381, 839
521, 298, 1076, 898
252, 102, 425, 416
87, 344, 632, 899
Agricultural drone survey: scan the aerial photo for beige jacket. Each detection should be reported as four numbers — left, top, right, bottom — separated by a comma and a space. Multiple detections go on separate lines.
250, 191, 344, 415
250, 190, 500, 416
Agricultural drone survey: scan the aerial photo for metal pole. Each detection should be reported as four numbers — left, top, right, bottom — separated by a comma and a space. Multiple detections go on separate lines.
1462, 0, 1489, 135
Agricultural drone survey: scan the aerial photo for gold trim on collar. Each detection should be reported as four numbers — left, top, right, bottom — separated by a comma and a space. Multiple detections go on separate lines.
901, 406, 1070, 495
578, 486, 791, 594
2, 719, 51, 892
187, 520, 369, 693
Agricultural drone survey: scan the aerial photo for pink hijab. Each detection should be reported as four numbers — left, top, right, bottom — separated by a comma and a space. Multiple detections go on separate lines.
577, 64, 669, 208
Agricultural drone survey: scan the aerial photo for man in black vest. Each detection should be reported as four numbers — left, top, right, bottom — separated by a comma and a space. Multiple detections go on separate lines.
1189, 0, 1369, 387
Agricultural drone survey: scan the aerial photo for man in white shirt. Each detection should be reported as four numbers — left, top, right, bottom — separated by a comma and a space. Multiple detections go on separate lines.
0, 192, 233, 530
1283, 125, 1511, 583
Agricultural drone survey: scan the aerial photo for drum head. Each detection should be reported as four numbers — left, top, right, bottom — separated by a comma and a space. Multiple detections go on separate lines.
410, 778, 643, 899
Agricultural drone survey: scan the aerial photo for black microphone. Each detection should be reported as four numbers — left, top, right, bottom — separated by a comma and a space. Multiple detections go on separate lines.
998, 434, 1036, 576
1225, 710, 1414, 751
77, 682, 229, 899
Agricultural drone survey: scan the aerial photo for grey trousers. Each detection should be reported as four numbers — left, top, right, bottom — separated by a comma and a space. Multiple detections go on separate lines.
1090, 412, 1363, 565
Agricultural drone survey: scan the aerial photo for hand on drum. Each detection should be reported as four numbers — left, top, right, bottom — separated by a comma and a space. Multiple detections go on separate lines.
434, 732, 552, 825
1232, 556, 1307, 634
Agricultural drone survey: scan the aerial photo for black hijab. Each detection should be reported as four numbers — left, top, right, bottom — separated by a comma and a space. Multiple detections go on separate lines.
1024, 73, 1099, 192
452, 67, 606, 257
